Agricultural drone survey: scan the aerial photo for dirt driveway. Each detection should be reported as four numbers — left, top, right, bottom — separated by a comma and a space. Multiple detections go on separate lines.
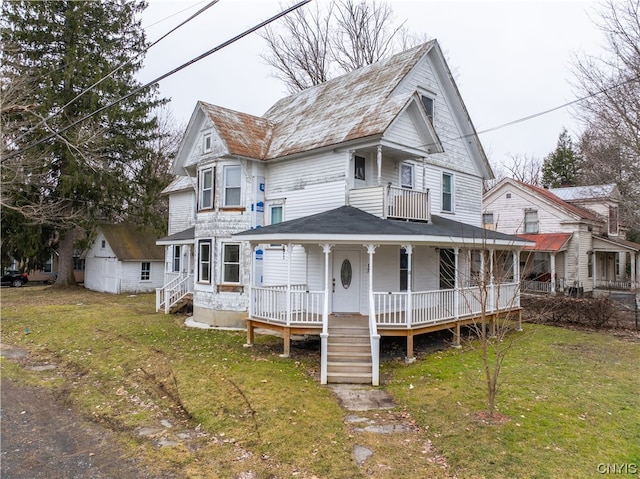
1, 345, 169, 479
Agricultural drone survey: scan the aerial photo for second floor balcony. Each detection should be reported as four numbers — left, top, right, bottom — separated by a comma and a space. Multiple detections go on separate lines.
349, 184, 430, 222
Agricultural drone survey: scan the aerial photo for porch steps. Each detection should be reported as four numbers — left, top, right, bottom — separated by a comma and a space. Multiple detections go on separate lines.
169, 293, 193, 314
326, 316, 372, 384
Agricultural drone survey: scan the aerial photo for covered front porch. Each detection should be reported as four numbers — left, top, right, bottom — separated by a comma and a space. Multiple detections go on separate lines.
590, 236, 640, 293
235, 206, 528, 385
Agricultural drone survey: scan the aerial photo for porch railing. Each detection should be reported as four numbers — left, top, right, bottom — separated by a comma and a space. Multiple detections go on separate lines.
251, 285, 324, 325
156, 273, 193, 313
595, 279, 633, 290
250, 282, 521, 329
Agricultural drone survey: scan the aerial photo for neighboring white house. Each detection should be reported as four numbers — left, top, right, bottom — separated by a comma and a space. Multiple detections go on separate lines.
483, 179, 640, 295
157, 41, 530, 385
85, 224, 164, 294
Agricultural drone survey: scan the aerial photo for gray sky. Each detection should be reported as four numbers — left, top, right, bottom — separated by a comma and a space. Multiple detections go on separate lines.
139, 0, 604, 171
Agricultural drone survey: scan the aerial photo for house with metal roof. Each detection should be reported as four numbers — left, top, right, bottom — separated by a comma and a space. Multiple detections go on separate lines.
483, 179, 639, 295
157, 41, 530, 385
84, 224, 164, 294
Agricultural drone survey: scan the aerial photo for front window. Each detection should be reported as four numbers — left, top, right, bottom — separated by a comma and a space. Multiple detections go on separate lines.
199, 167, 214, 210
482, 213, 494, 228
587, 252, 593, 278
224, 166, 241, 206
222, 244, 240, 283
198, 240, 211, 283
141, 262, 151, 281
442, 172, 453, 212
524, 209, 539, 233
173, 246, 181, 273
439, 248, 455, 290
400, 163, 414, 189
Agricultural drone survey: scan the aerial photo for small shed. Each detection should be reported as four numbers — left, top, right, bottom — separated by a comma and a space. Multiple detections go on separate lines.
84, 224, 164, 294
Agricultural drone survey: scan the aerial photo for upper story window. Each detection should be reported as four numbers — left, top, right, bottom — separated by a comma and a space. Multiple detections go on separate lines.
199, 167, 214, 210
609, 205, 618, 235
482, 213, 494, 229
203, 133, 212, 153
270, 204, 283, 225
400, 163, 414, 189
354, 155, 366, 181
420, 95, 434, 122
442, 172, 453, 212
224, 166, 242, 207
524, 209, 539, 233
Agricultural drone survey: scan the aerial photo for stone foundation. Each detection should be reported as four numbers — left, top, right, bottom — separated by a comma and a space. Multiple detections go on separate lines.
193, 306, 248, 329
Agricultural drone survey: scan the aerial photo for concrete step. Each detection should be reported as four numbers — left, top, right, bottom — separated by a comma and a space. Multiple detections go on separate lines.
327, 372, 373, 384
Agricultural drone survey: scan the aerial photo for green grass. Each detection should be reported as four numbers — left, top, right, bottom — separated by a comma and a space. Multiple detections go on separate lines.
2, 286, 639, 478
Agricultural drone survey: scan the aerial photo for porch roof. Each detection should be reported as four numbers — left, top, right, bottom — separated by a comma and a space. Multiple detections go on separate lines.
518, 233, 572, 252
156, 227, 195, 246
592, 235, 640, 253
234, 206, 530, 248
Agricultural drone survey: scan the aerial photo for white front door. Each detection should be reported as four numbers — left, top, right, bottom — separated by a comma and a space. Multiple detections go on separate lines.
332, 250, 361, 313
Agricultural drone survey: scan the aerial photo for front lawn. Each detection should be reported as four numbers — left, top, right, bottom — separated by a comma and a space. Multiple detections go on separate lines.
1, 286, 638, 478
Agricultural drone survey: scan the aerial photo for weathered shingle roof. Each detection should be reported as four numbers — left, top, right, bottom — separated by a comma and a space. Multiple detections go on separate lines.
549, 184, 617, 202
200, 42, 435, 161
100, 224, 164, 261
515, 181, 600, 222
200, 102, 274, 159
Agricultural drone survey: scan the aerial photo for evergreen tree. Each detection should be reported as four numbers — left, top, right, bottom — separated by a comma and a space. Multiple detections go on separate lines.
1, 0, 165, 285
541, 128, 581, 188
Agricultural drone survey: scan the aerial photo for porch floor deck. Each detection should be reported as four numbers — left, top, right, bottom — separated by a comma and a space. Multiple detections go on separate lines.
246, 307, 522, 360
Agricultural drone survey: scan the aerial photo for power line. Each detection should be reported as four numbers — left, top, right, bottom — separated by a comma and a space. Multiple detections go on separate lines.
13, 0, 220, 144
3, 0, 312, 163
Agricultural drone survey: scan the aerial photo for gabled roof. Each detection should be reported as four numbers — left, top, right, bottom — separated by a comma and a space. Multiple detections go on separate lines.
592, 235, 640, 252
262, 42, 434, 158
486, 179, 600, 222
517, 233, 572, 252
99, 224, 164, 261
550, 184, 618, 202
234, 206, 529, 248
199, 102, 274, 159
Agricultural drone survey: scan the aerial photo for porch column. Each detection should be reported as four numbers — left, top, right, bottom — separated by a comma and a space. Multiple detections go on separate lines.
592, 251, 597, 291
489, 249, 495, 312
454, 247, 460, 320
376, 145, 382, 186
514, 250, 523, 331
366, 244, 381, 384
286, 243, 292, 327
402, 244, 413, 329
346, 150, 355, 204
550, 252, 557, 295
320, 243, 333, 385
632, 252, 638, 289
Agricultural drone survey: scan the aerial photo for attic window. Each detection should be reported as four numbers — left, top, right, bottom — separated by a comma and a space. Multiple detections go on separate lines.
506, 193, 512, 199
203, 133, 212, 152
420, 95, 434, 122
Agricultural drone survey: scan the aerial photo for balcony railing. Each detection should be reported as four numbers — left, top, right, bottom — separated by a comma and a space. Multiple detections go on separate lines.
349, 185, 430, 222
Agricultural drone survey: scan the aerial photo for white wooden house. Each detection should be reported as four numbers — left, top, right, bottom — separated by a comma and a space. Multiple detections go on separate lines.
483, 179, 640, 295
85, 224, 164, 294
157, 41, 530, 385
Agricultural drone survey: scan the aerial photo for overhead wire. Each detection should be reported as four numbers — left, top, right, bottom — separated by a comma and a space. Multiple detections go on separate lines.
13, 0, 221, 144
2, 0, 312, 163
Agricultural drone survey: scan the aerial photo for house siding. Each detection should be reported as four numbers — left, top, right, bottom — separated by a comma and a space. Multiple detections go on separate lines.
168, 189, 196, 235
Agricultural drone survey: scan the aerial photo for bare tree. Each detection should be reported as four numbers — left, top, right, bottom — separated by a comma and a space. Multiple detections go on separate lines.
261, 0, 417, 93
331, 0, 406, 73
260, 2, 333, 93
504, 153, 542, 185
572, 0, 640, 233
